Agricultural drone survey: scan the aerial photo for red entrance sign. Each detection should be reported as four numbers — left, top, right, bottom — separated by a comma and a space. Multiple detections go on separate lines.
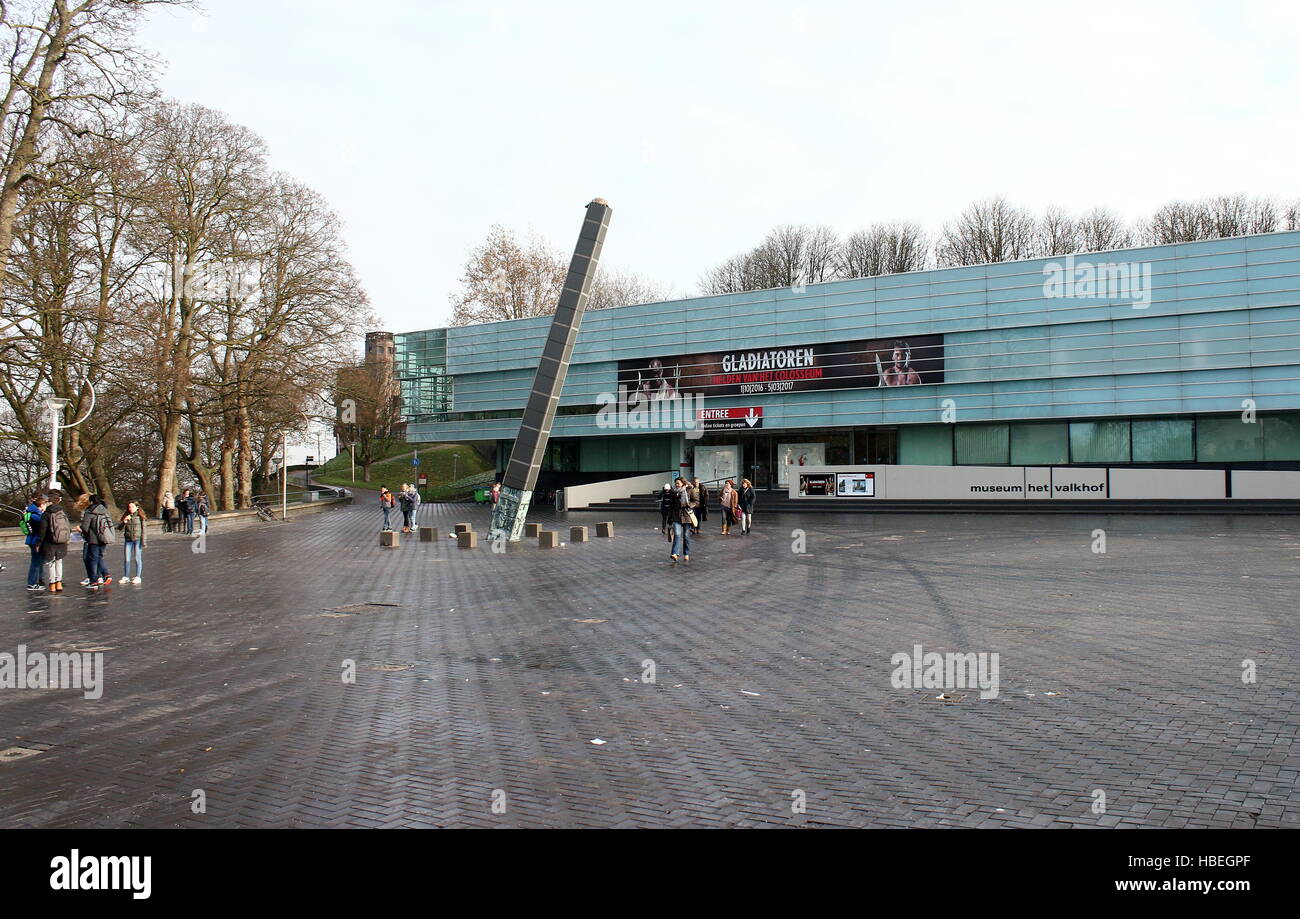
697, 406, 763, 430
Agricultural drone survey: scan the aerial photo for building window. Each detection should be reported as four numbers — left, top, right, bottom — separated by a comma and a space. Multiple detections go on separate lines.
1009, 422, 1068, 465
955, 423, 1010, 465
1263, 414, 1300, 461
1196, 415, 1262, 462
1069, 420, 1131, 464
899, 425, 953, 465
1132, 418, 1194, 463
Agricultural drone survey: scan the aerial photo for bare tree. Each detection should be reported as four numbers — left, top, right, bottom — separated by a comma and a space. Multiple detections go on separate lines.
1147, 194, 1280, 244
839, 221, 928, 278
935, 196, 1038, 267
586, 268, 674, 311
1036, 206, 1079, 257
449, 225, 565, 325
0, 0, 185, 317
1076, 207, 1133, 252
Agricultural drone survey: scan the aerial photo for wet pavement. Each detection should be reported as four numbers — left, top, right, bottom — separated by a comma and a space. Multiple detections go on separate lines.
0, 492, 1297, 827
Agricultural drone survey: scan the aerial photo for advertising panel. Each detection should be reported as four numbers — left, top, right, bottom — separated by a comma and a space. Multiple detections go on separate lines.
778, 443, 825, 486
617, 334, 944, 407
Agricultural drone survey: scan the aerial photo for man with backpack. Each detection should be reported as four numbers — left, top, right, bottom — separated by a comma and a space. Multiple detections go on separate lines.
79, 494, 114, 588
22, 493, 48, 591
37, 492, 71, 593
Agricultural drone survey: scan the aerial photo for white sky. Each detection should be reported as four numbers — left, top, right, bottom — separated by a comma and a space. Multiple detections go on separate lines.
138, 0, 1300, 341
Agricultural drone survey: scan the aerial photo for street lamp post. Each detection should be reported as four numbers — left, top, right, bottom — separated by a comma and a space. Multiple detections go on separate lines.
45, 398, 70, 490
45, 379, 96, 491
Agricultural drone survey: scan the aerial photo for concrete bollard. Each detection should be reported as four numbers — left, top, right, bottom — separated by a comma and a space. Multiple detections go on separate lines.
419, 526, 436, 542
455, 522, 471, 534
381, 530, 400, 547
596, 521, 614, 538
457, 530, 477, 549
569, 526, 589, 543
525, 522, 542, 538
538, 530, 559, 548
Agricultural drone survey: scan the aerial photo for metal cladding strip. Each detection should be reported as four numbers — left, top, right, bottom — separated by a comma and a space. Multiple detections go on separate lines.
500, 198, 611, 499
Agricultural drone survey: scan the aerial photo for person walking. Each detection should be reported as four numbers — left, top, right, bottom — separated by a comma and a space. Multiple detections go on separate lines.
398, 483, 416, 533
657, 483, 673, 537
161, 490, 176, 533
196, 493, 210, 535
718, 479, 738, 535
36, 492, 70, 593
670, 477, 698, 565
738, 478, 756, 534
692, 477, 709, 535
119, 500, 148, 584
21, 493, 48, 591
179, 489, 196, 535
404, 483, 421, 528
78, 494, 114, 587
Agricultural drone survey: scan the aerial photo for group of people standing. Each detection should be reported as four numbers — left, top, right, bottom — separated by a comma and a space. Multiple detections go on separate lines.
378, 484, 422, 532
160, 488, 210, 536
658, 477, 756, 564
19, 491, 151, 592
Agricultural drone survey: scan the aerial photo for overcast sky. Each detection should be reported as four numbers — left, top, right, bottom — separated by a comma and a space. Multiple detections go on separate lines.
137, 0, 1300, 339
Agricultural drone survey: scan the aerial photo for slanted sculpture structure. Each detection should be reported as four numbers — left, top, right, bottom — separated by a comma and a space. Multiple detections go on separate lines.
489, 198, 612, 541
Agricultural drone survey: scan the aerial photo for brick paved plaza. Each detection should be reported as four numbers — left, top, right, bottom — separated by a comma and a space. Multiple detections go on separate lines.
0, 494, 1296, 828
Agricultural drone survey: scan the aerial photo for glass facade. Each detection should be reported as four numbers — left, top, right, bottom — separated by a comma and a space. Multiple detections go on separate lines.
394, 232, 1300, 486
394, 329, 453, 423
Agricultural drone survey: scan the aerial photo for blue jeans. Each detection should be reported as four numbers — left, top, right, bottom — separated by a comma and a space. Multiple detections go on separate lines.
184, 512, 194, 534
382, 506, 391, 529
124, 541, 144, 579
84, 542, 108, 580
28, 545, 43, 586
671, 521, 692, 557
198, 515, 208, 534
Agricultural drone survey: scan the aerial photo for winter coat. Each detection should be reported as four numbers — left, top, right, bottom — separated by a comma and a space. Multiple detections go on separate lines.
672, 485, 699, 525
119, 513, 148, 546
23, 503, 43, 547
81, 502, 112, 546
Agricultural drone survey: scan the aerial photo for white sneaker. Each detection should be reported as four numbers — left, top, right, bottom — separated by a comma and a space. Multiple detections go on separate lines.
80, 578, 92, 587
132, 577, 141, 584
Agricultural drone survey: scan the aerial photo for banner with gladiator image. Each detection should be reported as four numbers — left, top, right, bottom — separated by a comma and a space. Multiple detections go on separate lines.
617, 334, 943, 407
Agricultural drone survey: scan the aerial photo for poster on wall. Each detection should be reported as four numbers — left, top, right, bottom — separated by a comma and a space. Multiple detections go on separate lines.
798, 474, 836, 496
617, 334, 944, 408
694, 445, 740, 484
778, 443, 825, 486
837, 472, 876, 497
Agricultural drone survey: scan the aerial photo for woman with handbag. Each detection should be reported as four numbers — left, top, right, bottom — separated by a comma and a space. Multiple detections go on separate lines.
670, 477, 697, 565
719, 480, 738, 535
738, 478, 756, 534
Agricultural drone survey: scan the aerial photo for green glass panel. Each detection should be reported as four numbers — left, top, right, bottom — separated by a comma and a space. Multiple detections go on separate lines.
1069, 421, 1131, 463
1196, 416, 1262, 462
899, 425, 953, 465
1009, 422, 1068, 465
1131, 419, 1194, 462
955, 423, 1009, 465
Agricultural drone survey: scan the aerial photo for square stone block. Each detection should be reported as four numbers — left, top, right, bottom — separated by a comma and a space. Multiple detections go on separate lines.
380, 530, 400, 547
596, 521, 614, 538
419, 526, 436, 542
457, 530, 477, 549
538, 530, 559, 548
569, 526, 589, 543
455, 522, 471, 534
525, 522, 542, 538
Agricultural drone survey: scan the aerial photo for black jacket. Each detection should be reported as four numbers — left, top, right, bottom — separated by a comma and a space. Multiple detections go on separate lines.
81, 502, 112, 546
